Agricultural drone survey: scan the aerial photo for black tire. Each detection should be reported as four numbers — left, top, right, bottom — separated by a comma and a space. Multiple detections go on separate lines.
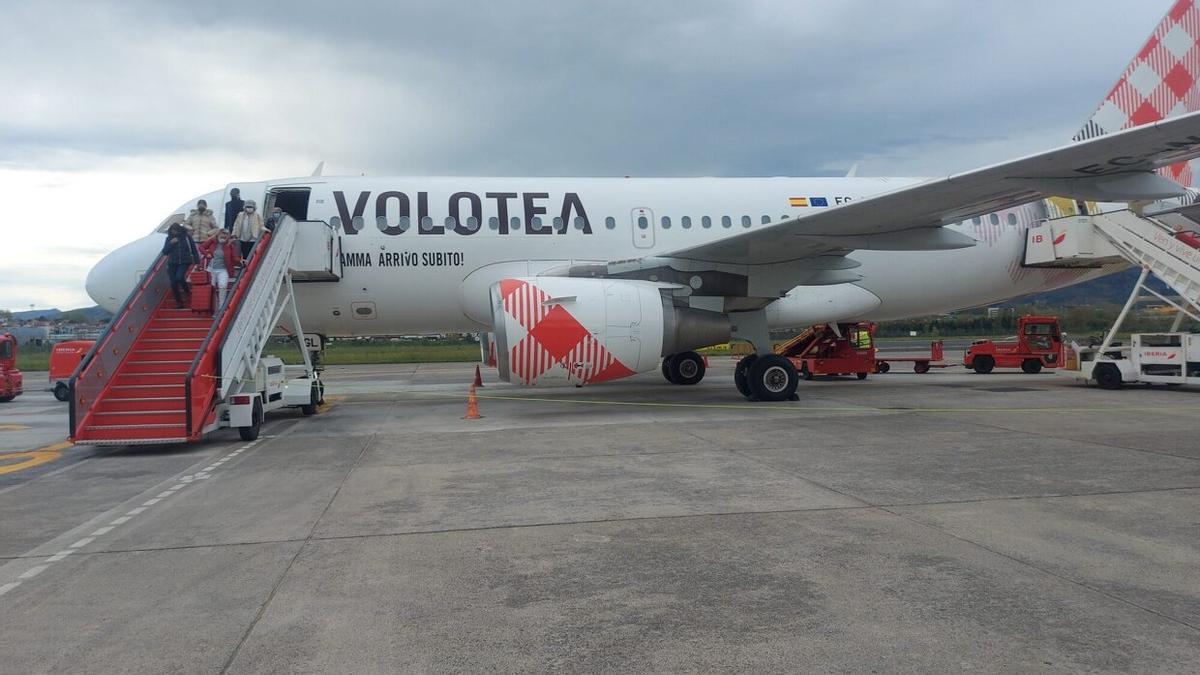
856, 372, 868, 380
1094, 363, 1123, 390
670, 351, 705, 385
661, 355, 677, 384
301, 382, 319, 416
973, 355, 995, 374
239, 398, 263, 441
914, 362, 930, 375
876, 361, 891, 374
0, 395, 13, 403
317, 381, 325, 405
54, 382, 70, 402
747, 354, 799, 402
734, 355, 757, 398
1021, 359, 1043, 374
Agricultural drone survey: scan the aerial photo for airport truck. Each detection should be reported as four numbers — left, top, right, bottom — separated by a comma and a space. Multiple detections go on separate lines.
962, 315, 1063, 374
0, 333, 23, 402
49, 340, 93, 402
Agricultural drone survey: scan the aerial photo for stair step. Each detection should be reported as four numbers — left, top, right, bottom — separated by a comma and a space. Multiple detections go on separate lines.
124, 362, 190, 375
93, 410, 186, 425
77, 423, 188, 442
97, 397, 185, 413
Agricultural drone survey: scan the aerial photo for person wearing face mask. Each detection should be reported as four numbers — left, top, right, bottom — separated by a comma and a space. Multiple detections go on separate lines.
161, 223, 199, 308
232, 199, 264, 259
184, 199, 219, 242
266, 206, 285, 231
224, 187, 244, 232
198, 229, 243, 309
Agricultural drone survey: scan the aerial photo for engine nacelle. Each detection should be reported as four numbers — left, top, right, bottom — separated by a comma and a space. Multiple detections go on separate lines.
491, 277, 729, 385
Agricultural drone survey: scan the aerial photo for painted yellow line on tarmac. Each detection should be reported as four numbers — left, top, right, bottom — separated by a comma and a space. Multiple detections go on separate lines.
389, 390, 1200, 415
0, 441, 71, 475
0, 424, 31, 431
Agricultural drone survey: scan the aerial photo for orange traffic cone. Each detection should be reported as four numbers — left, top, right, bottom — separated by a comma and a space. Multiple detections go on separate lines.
473, 364, 484, 387
463, 384, 482, 420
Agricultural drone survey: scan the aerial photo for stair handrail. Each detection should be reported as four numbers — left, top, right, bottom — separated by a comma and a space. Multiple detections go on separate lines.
181, 224, 282, 438
69, 252, 170, 439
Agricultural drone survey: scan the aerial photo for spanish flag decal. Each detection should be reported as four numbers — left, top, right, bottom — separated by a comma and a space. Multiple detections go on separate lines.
789, 197, 808, 207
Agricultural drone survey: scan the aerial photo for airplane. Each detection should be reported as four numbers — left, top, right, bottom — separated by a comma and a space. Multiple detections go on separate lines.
84, 0, 1200, 402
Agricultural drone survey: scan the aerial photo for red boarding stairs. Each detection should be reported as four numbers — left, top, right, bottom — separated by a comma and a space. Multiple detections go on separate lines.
69, 228, 280, 445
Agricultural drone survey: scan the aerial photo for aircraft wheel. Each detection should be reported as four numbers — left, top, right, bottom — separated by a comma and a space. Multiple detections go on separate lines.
54, 383, 70, 402
748, 354, 799, 402
734, 355, 757, 398
1094, 363, 1123, 390
239, 399, 263, 441
1021, 359, 1043, 374
914, 362, 930, 374
973, 356, 995, 374
661, 355, 677, 384
669, 351, 705, 386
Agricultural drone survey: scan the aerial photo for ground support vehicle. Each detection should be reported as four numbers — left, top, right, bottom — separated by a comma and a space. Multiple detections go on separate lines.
69, 216, 335, 444
777, 323, 877, 380
875, 339, 948, 374
1023, 208, 1200, 389
0, 333, 23, 402
962, 316, 1064, 374
49, 340, 93, 401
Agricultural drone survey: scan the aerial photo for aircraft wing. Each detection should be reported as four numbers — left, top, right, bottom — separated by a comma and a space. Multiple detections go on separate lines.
662, 110, 1200, 266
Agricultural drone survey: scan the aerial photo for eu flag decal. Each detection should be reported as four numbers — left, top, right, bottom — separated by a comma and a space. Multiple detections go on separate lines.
809, 197, 829, 207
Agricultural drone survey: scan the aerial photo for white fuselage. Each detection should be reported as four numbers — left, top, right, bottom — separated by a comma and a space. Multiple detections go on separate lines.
87, 176, 1111, 334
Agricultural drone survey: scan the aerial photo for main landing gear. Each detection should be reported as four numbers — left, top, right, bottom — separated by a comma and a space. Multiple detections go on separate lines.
661, 351, 706, 385
734, 354, 799, 402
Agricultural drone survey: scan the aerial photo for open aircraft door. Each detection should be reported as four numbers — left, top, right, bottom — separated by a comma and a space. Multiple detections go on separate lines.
292, 219, 342, 282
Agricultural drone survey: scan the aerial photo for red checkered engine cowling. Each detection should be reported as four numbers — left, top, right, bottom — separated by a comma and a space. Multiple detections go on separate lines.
490, 278, 655, 386
1076, 0, 1200, 186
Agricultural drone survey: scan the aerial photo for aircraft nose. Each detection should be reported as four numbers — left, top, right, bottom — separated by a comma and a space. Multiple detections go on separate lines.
86, 234, 165, 313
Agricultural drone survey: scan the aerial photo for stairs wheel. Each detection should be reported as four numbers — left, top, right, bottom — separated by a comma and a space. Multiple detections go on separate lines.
54, 383, 70, 402
239, 399, 263, 441
301, 382, 320, 416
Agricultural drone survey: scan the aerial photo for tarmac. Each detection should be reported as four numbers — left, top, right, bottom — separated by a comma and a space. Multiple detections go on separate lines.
1, 358, 1198, 672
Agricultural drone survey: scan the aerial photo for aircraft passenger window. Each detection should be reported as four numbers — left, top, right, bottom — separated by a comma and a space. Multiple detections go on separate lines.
661, 216, 671, 229
511, 216, 521, 232
761, 215, 771, 224
444, 216, 456, 230
702, 216, 712, 228
466, 216, 480, 232
574, 217, 586, 230
681, 216, 692, 229
489, 217, 499, 230
398, 216, 410, 232
741, 216, 752, 228
1007, 213, 1018, 225
352, 216, 365, 233
420, 216, 435, 232
605, 216, 616, 230
531, 216, 544, 232
552, 216, 564, 233
972, 216, 982, 225
721, 216, 732, 228
637, 216, 649, 229
989, 213, 1000, 225
330, 216, 342, 231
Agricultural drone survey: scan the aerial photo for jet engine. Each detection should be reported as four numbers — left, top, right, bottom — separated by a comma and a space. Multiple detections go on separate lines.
490, 277, 729, 385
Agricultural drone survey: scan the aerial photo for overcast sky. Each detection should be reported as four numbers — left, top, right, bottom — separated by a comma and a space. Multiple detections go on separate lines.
0, 0, 1171, 311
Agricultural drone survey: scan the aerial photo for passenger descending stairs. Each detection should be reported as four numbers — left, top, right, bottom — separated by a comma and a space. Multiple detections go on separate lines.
84, 306, 214, 441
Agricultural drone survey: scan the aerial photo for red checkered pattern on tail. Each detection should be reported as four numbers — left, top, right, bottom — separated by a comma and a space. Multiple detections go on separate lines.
498, 279, 637, 385
1074, 0, 1200, 185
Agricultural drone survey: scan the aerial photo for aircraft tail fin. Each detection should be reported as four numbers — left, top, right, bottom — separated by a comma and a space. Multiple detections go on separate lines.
1075, 0, 1200, 185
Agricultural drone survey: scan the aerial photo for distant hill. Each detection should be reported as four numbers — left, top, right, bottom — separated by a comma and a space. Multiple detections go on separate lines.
1002, 267, 1167, 307
11, 306, 112, 322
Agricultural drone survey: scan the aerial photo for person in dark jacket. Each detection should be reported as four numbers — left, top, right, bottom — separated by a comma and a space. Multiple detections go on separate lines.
224, 187, 244, 232
161, 223, 199, 308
